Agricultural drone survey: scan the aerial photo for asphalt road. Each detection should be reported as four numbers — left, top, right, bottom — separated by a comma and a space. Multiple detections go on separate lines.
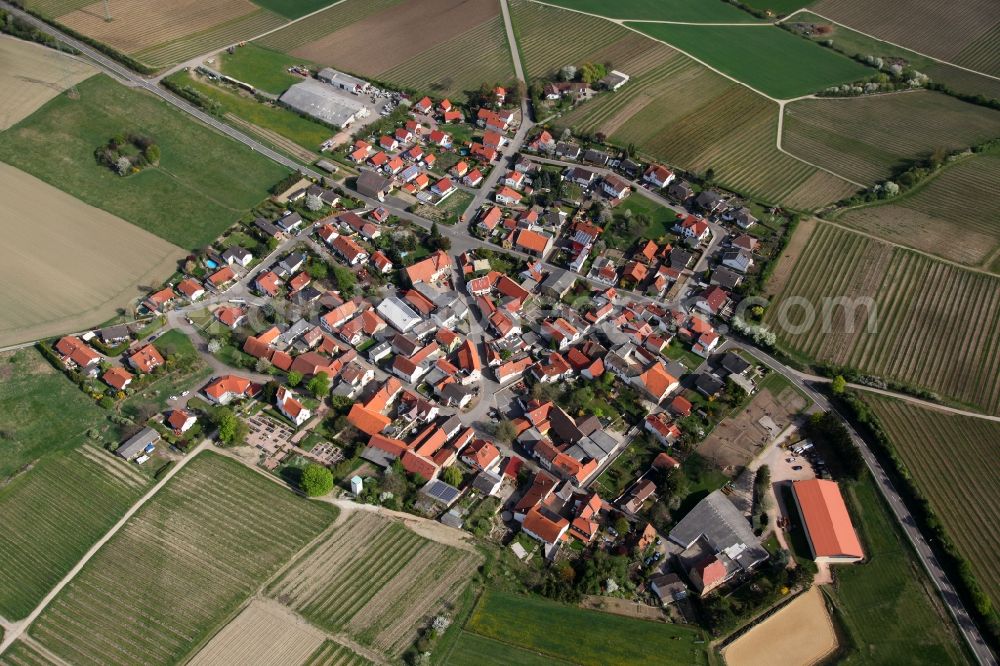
4, 5, 995, 663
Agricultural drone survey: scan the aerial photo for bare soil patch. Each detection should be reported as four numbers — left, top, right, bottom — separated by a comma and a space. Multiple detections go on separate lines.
189, 598, 325, 666
291, 0, 499, 75
724, 587, 837, 666
0, 36, 95, 130
698, 387, 807, 474
0, 163, 185, 347
58, 0, 259, 54
764, 217, 816, 297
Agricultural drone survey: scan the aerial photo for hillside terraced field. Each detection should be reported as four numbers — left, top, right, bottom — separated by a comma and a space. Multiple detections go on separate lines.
267, 510, 480, 658
833, 152, 1000, 269
809, 0, 1000, 77
559, 57, 857, 209
0, 447, 147, 620
26, 453, 336, 665
783, 91, 1000, 186
862, 397, 1000, 610
766, 223, 1000, 414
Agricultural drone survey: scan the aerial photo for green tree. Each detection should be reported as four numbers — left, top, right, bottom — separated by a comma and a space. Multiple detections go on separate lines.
831, 375, 847, 395
307, 372, 331, 399
301, 463, 333, 497
287, 371, 303, 387
613, 516, 630, 535
144, 144, 160, 164
333, 266, 356, 295
442, 466, 463, 487
211, 407, 246, 446
492, 418, 517, 444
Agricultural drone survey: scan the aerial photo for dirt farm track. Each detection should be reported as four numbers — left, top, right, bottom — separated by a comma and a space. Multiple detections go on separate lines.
0, 163, 184, 347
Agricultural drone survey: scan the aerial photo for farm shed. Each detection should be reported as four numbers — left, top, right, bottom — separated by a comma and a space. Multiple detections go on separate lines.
279, 79, 368, 128
792, 479, 864, 563
116, 427, 160, 461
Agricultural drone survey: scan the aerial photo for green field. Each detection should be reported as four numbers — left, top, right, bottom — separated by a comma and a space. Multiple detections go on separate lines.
0, 640, 53, 666
833, 151, 1000, 270
626, 23, 871, 98
0, 75, 288, 250
267, 511, 480, 658
542, 0, 763, 22
445, 632, 567, 666
0, 348, 112, 478
829, 473, 971, 664
740, 0, 810, 14
26, 452, 336, 664
0, 448, 147, 620
614, 195, 678, 242
217, 43, 317, 94
558, 54, 857, 209
379, 15, 515, 100
765, 223, 1000, 414
463, 591, 709, 665
252, 0, 337, 20
783, 91, 1000, 185
166, 70, 333, 151
861, 396, 1000, 613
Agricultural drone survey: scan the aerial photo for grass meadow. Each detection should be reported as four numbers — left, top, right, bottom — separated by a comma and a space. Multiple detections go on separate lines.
626, 23, 871, 99
251, 0, 336, 20
833, 151, 1000, 270
829, 473, 971, 665
0, 447, 147, 620
862, 396, 1000, 613
463, 591, 709, 665
216, 43, 315, 95
0, 75, 289, 250
444, 632, 565, 665
765, 223, 1000, 414
27, 452, 336, 664
0, 348, 111, 478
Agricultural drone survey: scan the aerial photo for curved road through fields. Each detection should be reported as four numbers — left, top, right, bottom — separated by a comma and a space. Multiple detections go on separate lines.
1, 4, 995, 664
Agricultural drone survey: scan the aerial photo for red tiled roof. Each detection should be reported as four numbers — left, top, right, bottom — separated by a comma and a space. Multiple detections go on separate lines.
793, 479, 864, 559
128, 344, 164, 374
102, 366, 133, 390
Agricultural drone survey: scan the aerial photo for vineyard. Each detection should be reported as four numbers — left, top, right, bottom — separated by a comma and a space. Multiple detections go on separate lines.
834, 152, 1000, 269
134, 9, 288, 68
303, 641, 374, 666
378, 15, 515, 100
0, 640, 53, 666
256, 0, 403, 53
782, 91, 1000, 186
626, 23, 870, 99
542, 0, 763, 22
809, 0, 1000, 77
0, 448, 147, 620
267, 510, 480, 658
862, 396, 1000, 611
26, 452, 336, 665
766, 223, 1000, 414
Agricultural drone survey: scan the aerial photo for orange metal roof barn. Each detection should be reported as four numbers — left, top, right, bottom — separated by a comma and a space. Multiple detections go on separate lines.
792, 479, 864, 560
